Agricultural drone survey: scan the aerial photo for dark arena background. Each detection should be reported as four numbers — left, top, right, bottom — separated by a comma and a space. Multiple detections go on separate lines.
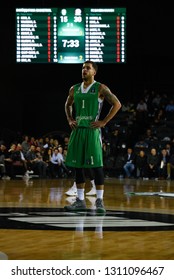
2, 0, 174, 139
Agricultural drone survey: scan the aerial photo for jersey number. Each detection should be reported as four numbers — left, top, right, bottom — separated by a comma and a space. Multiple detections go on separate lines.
82, 99, 85, 108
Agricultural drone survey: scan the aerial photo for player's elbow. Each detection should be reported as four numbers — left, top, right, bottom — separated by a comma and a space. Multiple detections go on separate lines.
116, 100, 122, 111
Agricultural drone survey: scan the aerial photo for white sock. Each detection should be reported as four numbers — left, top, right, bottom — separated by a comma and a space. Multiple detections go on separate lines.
96, 189, 104, 199
77, 188, 85, 200
72, 182, 77, 188
90, 179, 96, 188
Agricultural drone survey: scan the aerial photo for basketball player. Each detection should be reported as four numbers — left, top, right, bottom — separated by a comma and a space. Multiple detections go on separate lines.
64, 60, 121, 213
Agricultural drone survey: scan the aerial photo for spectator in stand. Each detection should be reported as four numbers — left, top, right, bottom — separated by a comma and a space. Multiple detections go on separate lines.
143, 89, 150, 106
63, 136, 70, 151
57, 146, 72, 178
43, 137, 50, 149
123, 147, 136, 178
158, 148, 170, 180
43, 147, 52, 178
53, 139, 60, 149
21, 135, 30, 156
49, 138, 55, 149
151, 93, 162, 111
36, 137, 44, 149
136, 98, 149, 134
153, 108, 166, 126
134, 136, 149, 153
110, 128, 122, 158
165, 99, 174, 120
121, 100, 134, 113
143, 128, 158, 149
26, 145, 47, 178
4, 143, 17, 179
0, 144, 10, 179
49, 147, 71, 178
5, 143, 31, 179
49, 148, 61, 178
143, 148, 159, 180
136, 99, 148, 117
29, 136, 37, 147
144, 89, 155, 116
160, 93, 169, 110
165, 142, 172, 157
135, 150, 147, 179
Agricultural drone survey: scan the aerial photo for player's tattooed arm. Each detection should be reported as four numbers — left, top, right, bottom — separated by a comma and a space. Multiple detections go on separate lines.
91, 84, 122, 128
65, 86, 77, 129
100, 84, 121, 106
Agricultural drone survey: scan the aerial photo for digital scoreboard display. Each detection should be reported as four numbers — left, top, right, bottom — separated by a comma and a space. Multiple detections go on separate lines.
16, 7, 126, 63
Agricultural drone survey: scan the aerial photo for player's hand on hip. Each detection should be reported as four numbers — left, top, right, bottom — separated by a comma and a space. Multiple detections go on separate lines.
69, 119, 77, 129
91, 120, 105, 128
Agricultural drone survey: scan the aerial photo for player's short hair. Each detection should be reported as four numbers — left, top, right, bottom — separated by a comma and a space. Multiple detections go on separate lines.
83, 60, 98, 73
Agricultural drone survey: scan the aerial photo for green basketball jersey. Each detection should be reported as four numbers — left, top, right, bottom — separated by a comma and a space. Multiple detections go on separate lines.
74, 81, 102, 127
65, 81, 104, 168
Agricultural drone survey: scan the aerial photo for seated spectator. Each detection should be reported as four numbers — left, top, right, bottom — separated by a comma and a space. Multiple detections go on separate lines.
0, 144, 10, 179
53, 139, 60, 149
151, 93, 162, 111
165, 99, 174, 120
136, 98, 148, 129
158, 148, 170, 179
4, 143, 17, 179
144, 128, 157, 141
123, 147, 136, 178
21, 135, 30, 156
63, 136, 69, 151
26, 145, 47, 178
134, 136, 149, 153
143, 128, 158, 149
135, 150, 147, 178
110, 129, 122, 157
29, 136, 37, 147
43, 137, 50, 149
57, 146, 72, 178
121, 101, 135, 113
49, 148, 62, 178
11, 143, 31, 179
2, 143, 30, 179
36, 137, 44, 150
165, 143, 172, 157
143, 148, 159, 179
153, 108, 166, 126
41, 147, 52, 178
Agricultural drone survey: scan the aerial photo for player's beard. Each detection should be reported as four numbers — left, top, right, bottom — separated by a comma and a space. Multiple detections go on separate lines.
82, 72, 88, 81
82, 76, 87, 81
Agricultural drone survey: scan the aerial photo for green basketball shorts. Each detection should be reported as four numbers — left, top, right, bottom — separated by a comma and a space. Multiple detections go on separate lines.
65, 127, 103, 168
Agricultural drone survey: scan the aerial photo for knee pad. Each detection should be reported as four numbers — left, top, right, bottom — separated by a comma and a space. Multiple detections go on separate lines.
93, 167, 104, 185
75, 168, 85, 184
85, 168, 94, 180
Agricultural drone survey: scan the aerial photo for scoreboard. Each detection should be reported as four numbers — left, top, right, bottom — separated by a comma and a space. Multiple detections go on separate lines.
16, 7, 126, 63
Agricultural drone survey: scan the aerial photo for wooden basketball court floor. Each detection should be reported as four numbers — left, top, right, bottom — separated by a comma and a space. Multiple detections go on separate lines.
0, 177, 174, 260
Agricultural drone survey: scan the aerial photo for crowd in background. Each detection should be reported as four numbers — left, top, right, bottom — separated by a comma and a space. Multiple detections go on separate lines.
1, 88, 174, 180
0, 135, 73, 180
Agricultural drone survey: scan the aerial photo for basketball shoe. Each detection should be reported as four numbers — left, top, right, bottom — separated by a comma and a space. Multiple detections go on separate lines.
64, 197, 86, 211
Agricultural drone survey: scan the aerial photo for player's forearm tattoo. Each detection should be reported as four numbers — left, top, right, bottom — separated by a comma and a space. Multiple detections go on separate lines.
102, 87, 118, 105
65, 93, 74, 120
65, 105, 73, 120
